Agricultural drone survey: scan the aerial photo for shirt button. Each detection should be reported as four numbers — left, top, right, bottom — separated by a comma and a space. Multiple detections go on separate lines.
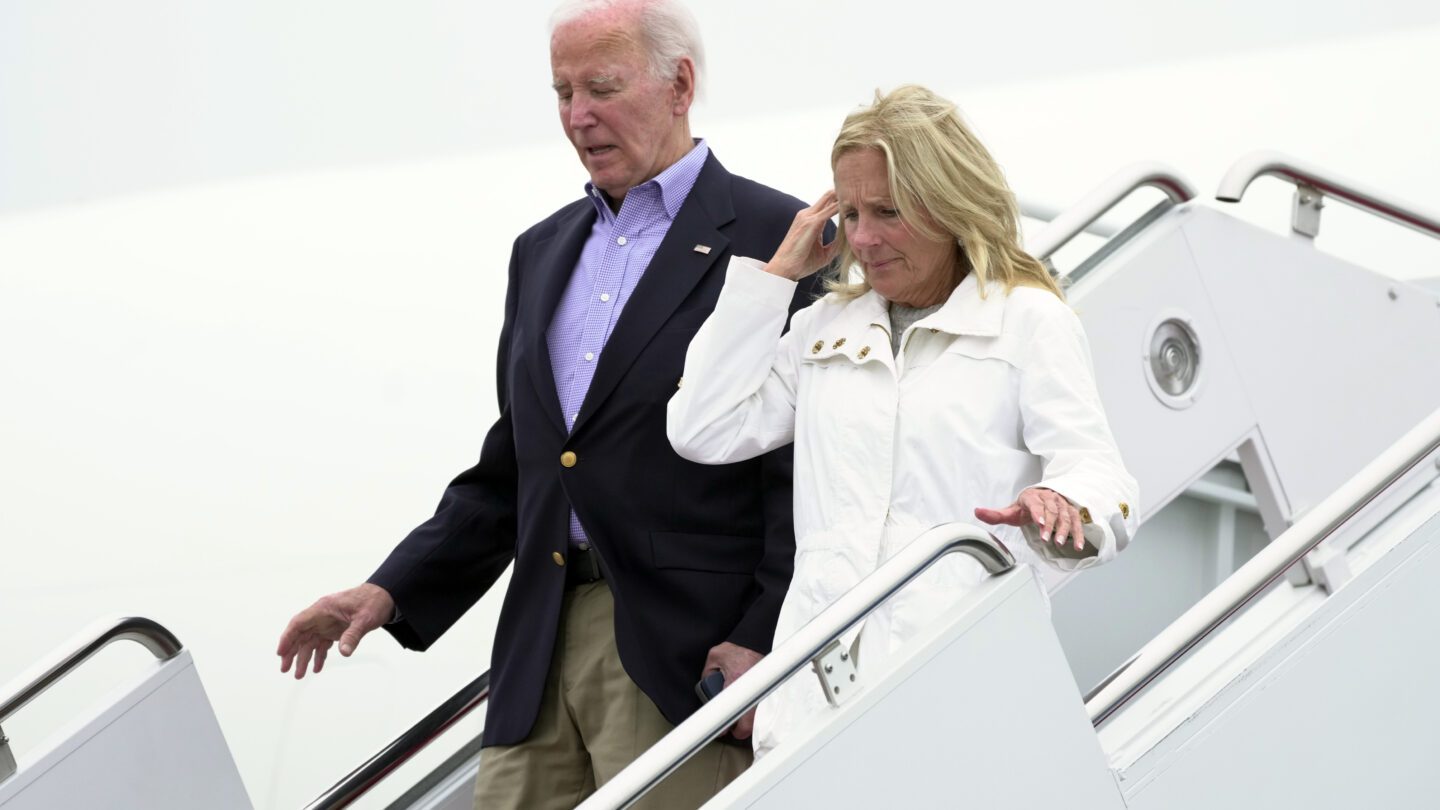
600, 293, 611, 302
560, 451, 577, 468
584, 352, 595, 361
553, 551, 565, 566
617, 236, 627, 246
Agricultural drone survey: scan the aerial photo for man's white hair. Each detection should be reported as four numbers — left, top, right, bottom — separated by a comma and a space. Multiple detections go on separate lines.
550, 0, 705, 86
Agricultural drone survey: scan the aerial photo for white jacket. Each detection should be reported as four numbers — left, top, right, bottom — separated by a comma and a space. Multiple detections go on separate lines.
668, 257, 1138, 756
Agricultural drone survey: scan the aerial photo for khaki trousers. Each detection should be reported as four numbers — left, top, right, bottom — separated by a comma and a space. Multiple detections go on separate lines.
474, 581, 751, 810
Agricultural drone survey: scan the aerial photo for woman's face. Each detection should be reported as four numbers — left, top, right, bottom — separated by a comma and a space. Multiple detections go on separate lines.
834, 149, 960, 308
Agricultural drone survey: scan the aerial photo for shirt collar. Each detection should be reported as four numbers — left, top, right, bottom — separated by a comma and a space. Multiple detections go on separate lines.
584, 138, 711, 222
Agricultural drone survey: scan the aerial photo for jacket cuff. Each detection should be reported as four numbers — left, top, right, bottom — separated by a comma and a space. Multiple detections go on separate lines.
725, 255, 799, 308
725, 605, 778, 655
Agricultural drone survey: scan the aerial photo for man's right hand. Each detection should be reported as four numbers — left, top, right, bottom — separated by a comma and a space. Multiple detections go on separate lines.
277, 583, 395, 679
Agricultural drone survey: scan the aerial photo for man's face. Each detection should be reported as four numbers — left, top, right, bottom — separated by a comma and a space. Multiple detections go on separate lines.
550, 15, 692, 203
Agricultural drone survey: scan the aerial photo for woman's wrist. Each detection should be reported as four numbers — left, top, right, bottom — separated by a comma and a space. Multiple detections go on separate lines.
762, 259, 802, 281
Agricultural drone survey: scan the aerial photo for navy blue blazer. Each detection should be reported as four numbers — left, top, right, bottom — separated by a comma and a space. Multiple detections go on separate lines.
370, 153, 817, 746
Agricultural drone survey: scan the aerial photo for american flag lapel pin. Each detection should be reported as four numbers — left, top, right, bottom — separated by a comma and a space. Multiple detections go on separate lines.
693, 244, 712, 255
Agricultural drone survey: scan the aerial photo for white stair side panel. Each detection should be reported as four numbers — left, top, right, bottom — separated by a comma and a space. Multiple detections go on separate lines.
706, 569, 1123, 810
0, 650, 251, 810
1117, 509, 1440, 809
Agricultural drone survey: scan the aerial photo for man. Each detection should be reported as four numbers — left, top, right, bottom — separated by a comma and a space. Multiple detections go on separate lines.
276, 1, 820, 806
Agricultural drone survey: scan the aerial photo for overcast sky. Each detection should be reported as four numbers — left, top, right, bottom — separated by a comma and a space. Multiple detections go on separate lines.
4, 0, 1440, 212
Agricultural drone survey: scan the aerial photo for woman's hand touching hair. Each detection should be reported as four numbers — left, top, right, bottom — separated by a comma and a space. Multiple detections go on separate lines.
764, 191, 840, 281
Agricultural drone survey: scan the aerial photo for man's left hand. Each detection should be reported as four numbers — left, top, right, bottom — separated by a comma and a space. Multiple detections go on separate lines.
701, 641, 764, 739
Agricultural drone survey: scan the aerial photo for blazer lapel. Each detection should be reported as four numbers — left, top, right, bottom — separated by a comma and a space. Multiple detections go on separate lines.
519, 203, 596, 434
570, 156, 735, 435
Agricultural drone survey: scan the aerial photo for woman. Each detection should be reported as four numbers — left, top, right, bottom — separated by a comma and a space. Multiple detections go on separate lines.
667, 85, 1137, 756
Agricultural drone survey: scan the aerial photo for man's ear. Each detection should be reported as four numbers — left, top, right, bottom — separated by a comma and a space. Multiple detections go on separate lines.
671, 56, 696, 116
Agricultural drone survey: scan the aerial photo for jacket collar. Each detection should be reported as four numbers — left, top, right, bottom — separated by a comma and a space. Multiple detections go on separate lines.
813, 272, 1006, 351
568, 152, 733, 436
916, 273, 1005, 338
845, 288, 893, 337
519, 152, 734, 436
801, 289, 892, 367
520, 201, 598, 434
803, 273, 1009, 372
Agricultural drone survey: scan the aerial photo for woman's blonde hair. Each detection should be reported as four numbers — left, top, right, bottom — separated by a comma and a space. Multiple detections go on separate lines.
826, 85, 1062, 300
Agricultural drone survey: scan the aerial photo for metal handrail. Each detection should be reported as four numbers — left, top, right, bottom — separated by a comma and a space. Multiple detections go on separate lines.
1087, 406, 1440, 727
1025, 162, 1197, 261
578, 524, 1015, 810
1215, 149, 1440, 240
1019, 198, 1120, 239
0, 616, 183, 726
305, 670, 491, 810
0, 616, 183, 782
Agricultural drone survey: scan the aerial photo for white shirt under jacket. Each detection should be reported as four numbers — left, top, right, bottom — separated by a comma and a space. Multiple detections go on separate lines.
667, 256, 1139, 756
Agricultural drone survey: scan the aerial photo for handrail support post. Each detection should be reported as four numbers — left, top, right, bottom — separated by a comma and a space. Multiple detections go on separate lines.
1218, 150, 1440, 242
0, 724, 16, 782
812, 639, 860, 707
1302, 542, 1354, 593
1291, 183, 1325, 238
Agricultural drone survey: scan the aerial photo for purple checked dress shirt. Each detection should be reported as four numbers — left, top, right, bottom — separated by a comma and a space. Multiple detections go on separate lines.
546, 140, 711, 547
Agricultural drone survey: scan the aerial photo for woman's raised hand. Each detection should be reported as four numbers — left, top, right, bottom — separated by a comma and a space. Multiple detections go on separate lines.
763, 190, 840, 281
